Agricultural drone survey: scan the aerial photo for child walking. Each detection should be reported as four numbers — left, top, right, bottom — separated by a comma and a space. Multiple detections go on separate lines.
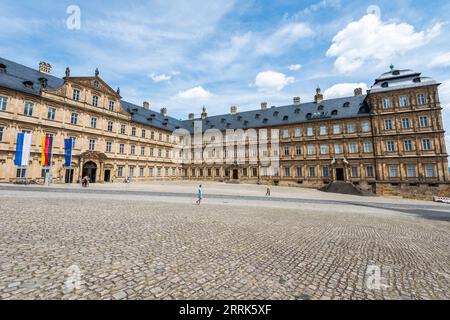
196, 185, 203, 206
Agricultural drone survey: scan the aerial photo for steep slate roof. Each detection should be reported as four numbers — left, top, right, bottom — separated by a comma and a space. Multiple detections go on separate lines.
369, 68, 437, 93
0, 57, 64, 96
181, 95, 369, 133
0, 56, 371, 133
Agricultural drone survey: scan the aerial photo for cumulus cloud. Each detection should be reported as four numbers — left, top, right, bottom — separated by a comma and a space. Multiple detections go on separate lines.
149, 73, 172, 82
324, 82, 369, 99
173, 86, 212, 100
326, 13, 442, 73
428, 52, 450, 68
439, 80, 450, 110
288, 64, 302, 71
252, 71, 295, 92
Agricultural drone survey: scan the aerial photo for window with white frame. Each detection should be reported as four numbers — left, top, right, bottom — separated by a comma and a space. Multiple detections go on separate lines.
119, 144, 124, 154
283, 129, 289, 139
140, 167, 145, 177
109, 101, 115, 111
284, 146, 290, 156
384, 119, 393, 130
91, 117, 97, 128
363, 142, 373, 153
404, 140, 413, 152
351, 166, 359, 177
296, 166, 303, 177
383, 98, 391, 109
333, 124, 341, 134
334, 143, 343, 154
422, 139, 432, 151
406, 165, 416, 177
349, 143, 358, 153
399, 96, 408, 107
141, 146, 145, 156
89, 139, 96, 151
0, 126, 4, 142
401, 118, 410, 129
295, 145, 302, 156
92, 95, 98, 107
129, 166, 135, 177
73, 89, 80, 101
419, 116, 429, 128
0, 96, 7, 111
308, 166, 316, 177
150, 148, 154, 157
284, 167, 291, 177
106, 141, 112, 153
362, 122, 370, 132
294, 128, 301, 137
319, 126, 327, 135
70, 113, 78, 125
131, 127, 136, 136
120, 125, 126, 134
118, 166, 124, 177
320, 144, 329, 154
307, 145, 316, 155
24, 102, 33, 116
322, 166, 330, 177
149, 167, 154, 176
107, 121, 113, 132
417, 94, 426, 105
347, 123, 356, 133
366, 166, 374, 177
47, 107, 56, 120
130, 145, 136, 155
307, 127, 314, 136
387, 141, 396, 152
425, 164, 435, 177
389, 165, 399, 178
141, 129, 146, 138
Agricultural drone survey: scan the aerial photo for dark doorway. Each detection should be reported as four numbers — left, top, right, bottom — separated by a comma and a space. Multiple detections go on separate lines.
104, 170, 111, 182
232, 169, 239, 180
82, 161, 97, 183
65, 169, 74, 183
335, 168, 345, 181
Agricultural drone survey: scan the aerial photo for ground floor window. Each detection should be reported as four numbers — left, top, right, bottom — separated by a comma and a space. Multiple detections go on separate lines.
0, 126, 4, 141
191, 169, 196, 177
149, 167, 154, 176
252, 167, 258, 177
406, 165, 416, 178
129, 166, 135, 177
284, 167, 291, 177
261, 167, 269, 177
351, 166, 359, 178
366, 166, 374, 177
216, 168, 220, 177
16, 168, 26, 178
139, 167, 145, 177
389, 165, 398, 178
425, 164, 436, 177
158, 167, 162, 177
308, 167, 316, 177
296, 167, 303, 177
242, 168, 247, 177
118, 166, 124, 177
165, 167, 169, 176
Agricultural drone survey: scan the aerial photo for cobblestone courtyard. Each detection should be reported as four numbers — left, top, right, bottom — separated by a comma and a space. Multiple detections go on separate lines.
0, 182, 449, 300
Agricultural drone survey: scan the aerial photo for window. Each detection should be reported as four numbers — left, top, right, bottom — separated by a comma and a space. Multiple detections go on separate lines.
284, 167, 291, 177
308, 167, 316, 177
401, 118, 410, 129
129, 166, 135, 177
24, 102, 33, 116
70, 113, 78, 125
106, 142, 112, 153
242, 168, 247, 177
362, 122, 370, 132
389, 165, 398, 178
307, 127, 314, 136
107, 121, 113, 132
0, 126, 3, 142
363, 142, 373, 153
307, 145, 316, 155
333, 124, 341, 134
166, 150, 170, 158
399, 96, 408, 107
69, 137, 76, 149
284, 146, 290, 156
296, 145, 302, 156
347, 123, 356, 133
296, 166, 303, 177
131, 128, 136, 136
141, 147, 145, 156
320, 144, 329, 154
334, 144, 343, 154
384, 119, 393, 130
142, 129, 146, 138
158, 167, 162, 177
348, 143, 358, 154
425, 164, 435, 177
422, 139, 432, 151
419, 116, 429, 128
406, 165, 416, 178
322, 166, 329, 177
130, 145, 136, 155
119, 144, 125, 154
109, 101, 115, 111
91, 117, 97, 129
47, 107, 56, 120
191, 169, 196, 177
158, 149, 162, 157
404, 140, 413, 152
150, 148, 154, 157
89, 139, 96, 151
149, 167, 154, 176
351, 166, 359, 177
120, 125, 126, 134
140, 167, 145, 177
366, 166, 374, 177
417, 94, 426, 105
150, 131, 155, 140
118, 166, 124, 177
17, 168, 26, 178
387, 141, 396, 152
294, 128, 301, 137
283, 129, 289, 139
92, 96, 98, 107
319, 126, 327, 135
0, 96, 7, 111
252, 167, 258, 177
73, 89, 80, 101
383, 98, 391, 109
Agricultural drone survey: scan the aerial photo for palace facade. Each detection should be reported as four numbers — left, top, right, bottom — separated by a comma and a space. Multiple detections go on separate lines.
0, 57, 448, 199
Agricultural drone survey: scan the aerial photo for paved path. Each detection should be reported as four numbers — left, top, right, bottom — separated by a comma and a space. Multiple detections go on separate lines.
0, 183, 449, 300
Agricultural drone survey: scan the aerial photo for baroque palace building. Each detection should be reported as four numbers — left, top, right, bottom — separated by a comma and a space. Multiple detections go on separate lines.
0, 57, 448, 199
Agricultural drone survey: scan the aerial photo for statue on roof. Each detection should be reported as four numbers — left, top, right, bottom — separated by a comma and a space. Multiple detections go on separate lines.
95, 68, 99, 77
117, 87, 120, 95
65, 67, 70, 77
390, 64, 395, 71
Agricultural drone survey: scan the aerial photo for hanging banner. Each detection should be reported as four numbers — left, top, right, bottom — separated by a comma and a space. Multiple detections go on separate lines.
41, 135, 54, 166
64, 138, 73, 168
14, 132, 32, 167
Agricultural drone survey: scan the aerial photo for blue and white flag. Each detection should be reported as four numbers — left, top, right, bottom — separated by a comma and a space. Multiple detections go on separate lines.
64, 138, 73, 167
14, 132, 32, 167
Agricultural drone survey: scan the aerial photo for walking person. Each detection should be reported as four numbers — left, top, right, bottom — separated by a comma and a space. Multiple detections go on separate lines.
265, 185, 271, 196
196, 185, 203, 206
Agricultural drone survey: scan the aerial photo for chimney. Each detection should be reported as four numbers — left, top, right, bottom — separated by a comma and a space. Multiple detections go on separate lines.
230, 106, 237, 115
293, 97, 301, 105
143, 101, 150, 110
261, 102, 268, 110
160, 107, 167, 116
314, 86, 323, 104
354, 88, 363, 96
39, 61, 52, 75
201, 107, 207, 120
188, 113, 195, 120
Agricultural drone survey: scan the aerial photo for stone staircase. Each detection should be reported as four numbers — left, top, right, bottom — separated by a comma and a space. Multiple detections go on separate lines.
320, 181, 374, 196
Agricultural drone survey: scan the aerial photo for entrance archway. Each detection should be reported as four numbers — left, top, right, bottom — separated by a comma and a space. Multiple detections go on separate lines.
82, 161, 97, 183
335, 168, 345, 181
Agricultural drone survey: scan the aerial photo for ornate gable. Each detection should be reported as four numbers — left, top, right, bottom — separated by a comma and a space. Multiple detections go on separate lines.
66, 77, 121, 99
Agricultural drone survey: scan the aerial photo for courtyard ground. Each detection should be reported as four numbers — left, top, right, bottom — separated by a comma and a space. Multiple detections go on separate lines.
0, 181, 449, 300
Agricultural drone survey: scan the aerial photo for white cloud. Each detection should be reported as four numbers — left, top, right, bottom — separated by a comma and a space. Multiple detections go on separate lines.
149, 73, 172, 82
252, 71, 295, 92
326, 13, 442, 73
288, 64, 302, 71
173, 86, 212, 100
324, 82, 369, 99
428, 52, 450, 68
440, 80, 450, 110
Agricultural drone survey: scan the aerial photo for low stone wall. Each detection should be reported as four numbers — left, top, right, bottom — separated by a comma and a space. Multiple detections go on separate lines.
375, 182, 450, 201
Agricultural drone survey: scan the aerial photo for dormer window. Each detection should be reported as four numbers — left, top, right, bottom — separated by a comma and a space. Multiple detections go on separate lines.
306, 113, 312, 119
331, 110, 338, 116
262, 118, 268, 124
343, 102, 350, 108
255, 114, 260, 119
221, 118, 226, 123
237, 116, 242, 121
283, 116, 289, 121
413, 77, 421, 83
294, 108, 300, 114
392, 70, 400, 75
273, 111, 279, 116
0, 63, 6, 72
381, 82, 389, 88
318, 105, 324, 111
23, 81, 34, 88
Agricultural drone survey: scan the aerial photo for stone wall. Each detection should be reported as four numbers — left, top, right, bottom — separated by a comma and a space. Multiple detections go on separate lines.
374, 182, 450, 201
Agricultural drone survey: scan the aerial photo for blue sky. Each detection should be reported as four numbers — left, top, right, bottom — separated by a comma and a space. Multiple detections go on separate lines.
0, 0, 449, 150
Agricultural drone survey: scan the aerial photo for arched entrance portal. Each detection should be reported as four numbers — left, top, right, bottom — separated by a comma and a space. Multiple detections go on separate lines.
82, 161, 97, 183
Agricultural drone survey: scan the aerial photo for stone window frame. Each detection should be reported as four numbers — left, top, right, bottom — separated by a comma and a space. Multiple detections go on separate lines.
0, 95, 8, 111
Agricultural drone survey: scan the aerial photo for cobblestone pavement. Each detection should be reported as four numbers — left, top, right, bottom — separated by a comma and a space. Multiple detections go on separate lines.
0, 187, 449, 300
